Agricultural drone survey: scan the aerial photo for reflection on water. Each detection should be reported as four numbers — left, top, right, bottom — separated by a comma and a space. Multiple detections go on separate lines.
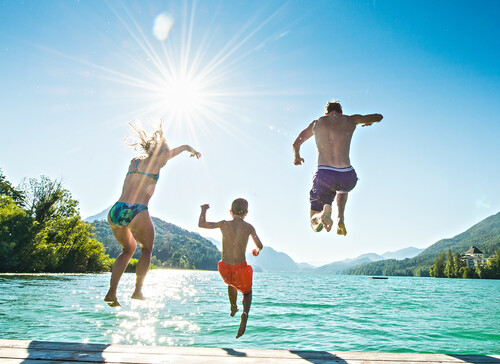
1, 270, 499, 354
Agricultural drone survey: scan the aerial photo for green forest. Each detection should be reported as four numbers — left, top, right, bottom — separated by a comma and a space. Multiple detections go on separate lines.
90, 218, 220, 271
429, 249, 500, 279
346, 211, 500, 279
1, 170, 220, 273
0, 170, 111, 272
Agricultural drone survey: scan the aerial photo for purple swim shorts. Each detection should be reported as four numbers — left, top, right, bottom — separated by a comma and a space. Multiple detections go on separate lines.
309, 165, 358, 212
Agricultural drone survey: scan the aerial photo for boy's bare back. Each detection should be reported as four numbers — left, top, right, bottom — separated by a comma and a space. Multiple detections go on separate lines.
219, 219, 258, 265
198, 202, 263, 265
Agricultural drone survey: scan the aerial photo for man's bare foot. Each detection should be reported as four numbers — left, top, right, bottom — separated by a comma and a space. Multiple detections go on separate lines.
230, 304, 239, 317
131, 291, 146, 300
321, 205, 333, 232
236, 312, 248, 339
104, 292, 121, 307
310, 212, 324, 232
337, 220, 347, 236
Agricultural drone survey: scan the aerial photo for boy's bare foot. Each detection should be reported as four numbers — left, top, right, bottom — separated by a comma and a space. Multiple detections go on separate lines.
230, 304, 239, 317
337, 220, 347, 235
321, 205, 333, 232
131, 291, 146, 300
236, 312, 248, 339
104, 292, 121, 307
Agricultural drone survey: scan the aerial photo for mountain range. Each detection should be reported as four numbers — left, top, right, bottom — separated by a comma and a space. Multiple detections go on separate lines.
346, 211, 500, 276
85, 207, 499, 276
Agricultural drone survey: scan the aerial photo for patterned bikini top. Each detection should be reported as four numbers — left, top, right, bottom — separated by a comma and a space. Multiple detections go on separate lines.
126, 160, 160, 181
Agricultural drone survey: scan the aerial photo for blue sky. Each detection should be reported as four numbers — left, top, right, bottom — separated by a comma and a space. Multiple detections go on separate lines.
1, 0, 499, 264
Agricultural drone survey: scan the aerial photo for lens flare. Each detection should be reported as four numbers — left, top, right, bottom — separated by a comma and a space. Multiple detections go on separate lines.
153, 13, 174, 41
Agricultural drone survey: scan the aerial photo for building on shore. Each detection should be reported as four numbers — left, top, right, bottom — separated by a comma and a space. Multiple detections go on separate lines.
461, 245, 485, 268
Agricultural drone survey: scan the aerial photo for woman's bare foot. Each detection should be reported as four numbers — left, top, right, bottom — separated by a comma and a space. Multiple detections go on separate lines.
104, 292, 121, 307
321, 205, 333, 232
131, 291, 146, 300
236, 312, 248, 339
337, 220, 347, 235
230, 304, 239, 317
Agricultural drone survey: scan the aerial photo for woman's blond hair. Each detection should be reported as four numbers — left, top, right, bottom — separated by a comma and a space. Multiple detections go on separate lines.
128, 122, 168, 156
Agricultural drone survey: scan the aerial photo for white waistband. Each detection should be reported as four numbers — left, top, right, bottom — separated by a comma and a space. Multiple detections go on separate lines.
318, 165, 353, 172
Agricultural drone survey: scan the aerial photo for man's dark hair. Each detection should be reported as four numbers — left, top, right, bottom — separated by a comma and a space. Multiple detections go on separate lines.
231, 198, 248, 216
325, 100, 343, 114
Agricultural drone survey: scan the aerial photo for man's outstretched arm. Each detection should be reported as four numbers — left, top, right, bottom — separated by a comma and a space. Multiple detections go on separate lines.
292, 121, 315, 165
350, 114, 383, 127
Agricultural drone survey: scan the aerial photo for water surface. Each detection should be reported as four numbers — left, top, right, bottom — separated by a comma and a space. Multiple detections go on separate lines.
1, 271, 498, 354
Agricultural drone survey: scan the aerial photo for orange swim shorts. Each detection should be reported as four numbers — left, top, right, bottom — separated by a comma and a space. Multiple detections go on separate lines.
218, 261, 253, 294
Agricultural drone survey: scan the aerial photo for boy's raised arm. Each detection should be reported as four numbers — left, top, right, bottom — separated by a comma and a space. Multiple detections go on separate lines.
198, 204, 221, 229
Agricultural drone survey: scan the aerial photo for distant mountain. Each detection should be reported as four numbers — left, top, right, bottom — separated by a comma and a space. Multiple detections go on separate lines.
84, 206, 111, 223
296, 262, 316, 271
205, 238, 299, 272
381, 247, 423, 260
204, 237, 222, 251
315, 253, 383, 274
246, 246, 299, 272
346, 211, 500, 277
314, 248, 423, 274
90, 216, 220, 270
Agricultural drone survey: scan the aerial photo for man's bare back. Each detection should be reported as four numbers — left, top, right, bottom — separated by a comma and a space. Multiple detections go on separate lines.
313, 114, 356, 168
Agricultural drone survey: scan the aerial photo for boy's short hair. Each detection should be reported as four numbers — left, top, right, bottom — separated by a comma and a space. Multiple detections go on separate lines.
325, 100, 343, 114
231, 198, 248, 216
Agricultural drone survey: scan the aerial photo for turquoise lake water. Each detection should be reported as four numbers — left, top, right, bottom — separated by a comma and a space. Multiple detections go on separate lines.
1, 271, 499, 354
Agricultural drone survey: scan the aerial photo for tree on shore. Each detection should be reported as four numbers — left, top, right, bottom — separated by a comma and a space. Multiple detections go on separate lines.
0, 170, 111, 273
430, 247, 500, 279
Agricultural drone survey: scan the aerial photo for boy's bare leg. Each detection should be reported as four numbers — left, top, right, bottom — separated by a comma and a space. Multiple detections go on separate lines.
228, 286, 238, 316
236, 290, 252, 339
336, 193, 348, 235
129, 211, 155, 300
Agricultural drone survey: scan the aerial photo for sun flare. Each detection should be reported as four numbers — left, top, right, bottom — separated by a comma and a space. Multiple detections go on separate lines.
159, 74, 205, 120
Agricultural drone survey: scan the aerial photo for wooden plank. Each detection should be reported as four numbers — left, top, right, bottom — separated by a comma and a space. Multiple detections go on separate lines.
0, 339, 499, 364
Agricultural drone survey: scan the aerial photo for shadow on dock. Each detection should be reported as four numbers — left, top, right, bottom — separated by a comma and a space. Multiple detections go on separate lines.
449, 354, 500, 364
22, 340, 109, 363
290, 350, 348, 364
223, 348, 247, 357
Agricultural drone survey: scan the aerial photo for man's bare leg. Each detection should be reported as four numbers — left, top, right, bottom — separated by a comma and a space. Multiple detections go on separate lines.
228, 286, 239, 316
336, 192, 348, 235
310, 210, 323, 232
236, 290, 252, 339
310, 204, 333, 232
321, 204, 333, 232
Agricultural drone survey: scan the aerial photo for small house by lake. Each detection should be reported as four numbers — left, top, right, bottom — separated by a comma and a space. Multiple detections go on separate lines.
461, 245, 485, 268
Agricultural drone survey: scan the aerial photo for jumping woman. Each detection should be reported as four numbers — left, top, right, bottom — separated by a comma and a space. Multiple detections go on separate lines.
104, 123, 201, 307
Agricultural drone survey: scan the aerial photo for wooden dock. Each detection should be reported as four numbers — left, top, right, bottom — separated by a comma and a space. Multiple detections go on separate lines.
1, 339, 499, 363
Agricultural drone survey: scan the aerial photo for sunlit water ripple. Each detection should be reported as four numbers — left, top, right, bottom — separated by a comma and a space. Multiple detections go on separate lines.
1, 271, 499, 354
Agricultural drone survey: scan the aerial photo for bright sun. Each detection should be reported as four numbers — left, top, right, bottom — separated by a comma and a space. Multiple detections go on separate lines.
160, 75, 204, 121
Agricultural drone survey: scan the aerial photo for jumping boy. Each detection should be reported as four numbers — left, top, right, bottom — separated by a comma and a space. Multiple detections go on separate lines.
198, 198, 263, 339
